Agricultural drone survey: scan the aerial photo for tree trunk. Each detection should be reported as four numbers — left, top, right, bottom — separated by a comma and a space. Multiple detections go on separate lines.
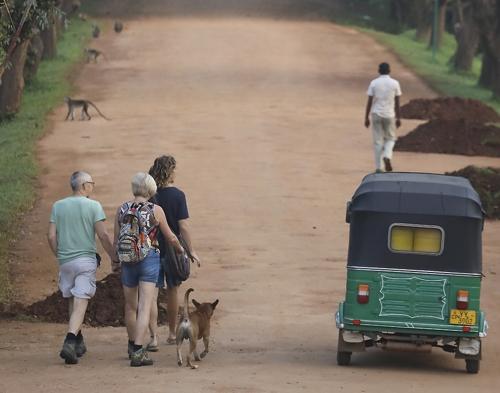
0, 40, 30, 118
23, 34, 44, 83
390, 0, 404, 33
473, 0, 500, 96
55, 13, 65, 40
436, 0, 449, 48
453, 3, 480, 72
415, 1, 433, 42
41, 17, 57, 60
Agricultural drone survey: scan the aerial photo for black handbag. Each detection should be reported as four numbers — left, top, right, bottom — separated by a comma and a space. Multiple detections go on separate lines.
164, 236, 193, 282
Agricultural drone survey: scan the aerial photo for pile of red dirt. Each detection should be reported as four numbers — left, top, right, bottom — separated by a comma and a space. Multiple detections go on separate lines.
396, 120, 500, 157
446, 166, 500, 219
1, 274, 172, 326
396, 97, 500, 157
400, 97, 500, 122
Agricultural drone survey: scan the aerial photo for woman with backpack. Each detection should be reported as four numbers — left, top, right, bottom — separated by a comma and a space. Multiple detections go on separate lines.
114, 172, 183, 367
147, 155, 201, 349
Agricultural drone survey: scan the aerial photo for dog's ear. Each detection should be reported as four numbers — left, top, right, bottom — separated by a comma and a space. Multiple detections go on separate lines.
192, 299, 201, 308
211, 299, 219, 309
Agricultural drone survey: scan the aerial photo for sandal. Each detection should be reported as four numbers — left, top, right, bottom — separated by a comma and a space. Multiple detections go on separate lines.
146, 342, 159, 352
147, 336, 159, 352
166, 336, 176, 345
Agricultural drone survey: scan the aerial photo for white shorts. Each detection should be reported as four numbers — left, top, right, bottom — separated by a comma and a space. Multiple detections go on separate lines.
58, 256, 97, 299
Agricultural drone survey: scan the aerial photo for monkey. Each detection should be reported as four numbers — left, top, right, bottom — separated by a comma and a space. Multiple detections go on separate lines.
92, 24, 100, 38
114, 21, 123, 33
84, 48, 105, 63
63, 97, 111, 121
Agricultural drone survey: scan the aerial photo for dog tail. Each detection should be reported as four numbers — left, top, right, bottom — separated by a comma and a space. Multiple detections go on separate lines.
183, 288, 194, 320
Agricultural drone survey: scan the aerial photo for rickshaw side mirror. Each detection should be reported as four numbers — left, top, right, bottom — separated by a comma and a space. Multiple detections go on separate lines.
346, 201, 352, 223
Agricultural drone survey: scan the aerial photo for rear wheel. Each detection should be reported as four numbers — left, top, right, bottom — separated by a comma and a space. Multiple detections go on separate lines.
465, 359, 480, 374
337, 351, 352, 366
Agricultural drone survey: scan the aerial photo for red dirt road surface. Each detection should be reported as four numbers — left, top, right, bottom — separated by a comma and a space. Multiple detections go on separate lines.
2, 1, 500, 392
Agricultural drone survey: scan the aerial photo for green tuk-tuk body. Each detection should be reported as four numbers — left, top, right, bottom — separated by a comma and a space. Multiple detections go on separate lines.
336, 173, 488, 373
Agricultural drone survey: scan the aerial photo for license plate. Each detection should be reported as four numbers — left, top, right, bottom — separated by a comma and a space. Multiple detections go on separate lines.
449, 309, 476, 325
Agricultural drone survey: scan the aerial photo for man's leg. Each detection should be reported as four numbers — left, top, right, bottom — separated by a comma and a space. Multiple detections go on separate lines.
382, 117, 397, 171
68, 297, 89, 334
371, 114, 385, 172
59, 259, 95, 364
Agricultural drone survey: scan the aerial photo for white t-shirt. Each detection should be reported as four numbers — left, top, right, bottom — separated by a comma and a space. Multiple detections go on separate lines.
367, 75, 402, 118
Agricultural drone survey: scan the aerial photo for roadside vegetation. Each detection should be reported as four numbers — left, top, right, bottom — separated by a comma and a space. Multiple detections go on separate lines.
0, 18, 91, 302
367, 29, 500, 113
331, 0, 500, 113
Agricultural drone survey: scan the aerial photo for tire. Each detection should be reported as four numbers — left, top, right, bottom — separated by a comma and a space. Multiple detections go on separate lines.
337, 351, 352, 366
465, 359, 480, 374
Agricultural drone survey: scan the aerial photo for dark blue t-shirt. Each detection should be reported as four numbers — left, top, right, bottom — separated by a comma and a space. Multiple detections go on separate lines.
153, 186, 189, 256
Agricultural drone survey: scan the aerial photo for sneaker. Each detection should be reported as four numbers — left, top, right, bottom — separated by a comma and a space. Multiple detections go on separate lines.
130, 348, 154, 367
59, 340, 78, 364
383, 157, 393, 172
75, 335, 87, 357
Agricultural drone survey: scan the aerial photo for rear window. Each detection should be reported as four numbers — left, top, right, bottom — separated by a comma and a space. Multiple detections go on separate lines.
389, 224, 444, 255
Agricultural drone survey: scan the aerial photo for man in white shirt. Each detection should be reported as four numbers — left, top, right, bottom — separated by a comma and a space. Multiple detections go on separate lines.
364, 62, 402, 172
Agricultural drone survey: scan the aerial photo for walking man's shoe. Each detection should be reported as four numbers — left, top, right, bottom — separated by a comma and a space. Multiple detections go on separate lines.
75, 334, 87, 357
130, 348, 154, 367
60, 340, 78, 364
383, 157, 393, 172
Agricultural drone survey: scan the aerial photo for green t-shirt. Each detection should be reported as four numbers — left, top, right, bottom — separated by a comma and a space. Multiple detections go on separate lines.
50, 196, 106, 265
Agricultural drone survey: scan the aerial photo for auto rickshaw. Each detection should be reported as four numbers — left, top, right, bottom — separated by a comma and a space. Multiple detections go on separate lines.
335, 172, 488, 373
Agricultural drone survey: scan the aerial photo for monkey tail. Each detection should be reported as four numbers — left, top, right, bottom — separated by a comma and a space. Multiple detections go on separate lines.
183, 288, 194, 320
87, 101, 111, 121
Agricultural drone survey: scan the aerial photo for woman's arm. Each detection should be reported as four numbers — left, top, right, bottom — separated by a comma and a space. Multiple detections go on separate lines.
154, 205, 183, 253
179, 219, 200, 265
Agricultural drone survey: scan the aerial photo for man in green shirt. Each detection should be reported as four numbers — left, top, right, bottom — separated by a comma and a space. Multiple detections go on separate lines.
48, 171, 118, 364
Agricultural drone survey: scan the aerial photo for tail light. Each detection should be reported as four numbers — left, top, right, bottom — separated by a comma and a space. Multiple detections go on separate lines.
456, 290, 469, 310
357, 284, 369, 304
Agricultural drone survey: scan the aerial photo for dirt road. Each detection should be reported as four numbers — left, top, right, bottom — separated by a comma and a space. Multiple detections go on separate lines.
2, 1, 500, 392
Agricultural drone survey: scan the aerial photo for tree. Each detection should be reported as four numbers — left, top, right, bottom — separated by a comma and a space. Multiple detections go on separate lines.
415, 0, 434, 42
452, 0, 480, 72
0, 0, 59, 118
472, 0, 500, 98
429, 0, 449, 49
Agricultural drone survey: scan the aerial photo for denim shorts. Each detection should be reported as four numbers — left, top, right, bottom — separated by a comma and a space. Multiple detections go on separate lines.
121, 249, 160, 288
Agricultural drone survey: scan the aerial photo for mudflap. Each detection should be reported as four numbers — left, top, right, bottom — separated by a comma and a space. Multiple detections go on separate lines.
454, 338, 482, 361
338, 329, 366, 353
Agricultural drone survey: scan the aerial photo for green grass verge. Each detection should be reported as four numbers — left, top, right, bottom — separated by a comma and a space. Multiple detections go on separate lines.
0, 19, 91, 302
363, 28, 500, 113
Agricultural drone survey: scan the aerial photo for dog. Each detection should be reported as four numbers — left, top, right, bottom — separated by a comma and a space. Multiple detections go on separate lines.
176, 288, 218, 369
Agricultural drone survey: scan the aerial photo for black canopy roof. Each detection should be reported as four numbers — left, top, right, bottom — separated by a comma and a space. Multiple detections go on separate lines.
350, 172, 483, 219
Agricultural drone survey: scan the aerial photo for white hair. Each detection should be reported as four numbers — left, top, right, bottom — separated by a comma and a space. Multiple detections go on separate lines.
70, 171, 92, 191
131, 172, 157, 198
